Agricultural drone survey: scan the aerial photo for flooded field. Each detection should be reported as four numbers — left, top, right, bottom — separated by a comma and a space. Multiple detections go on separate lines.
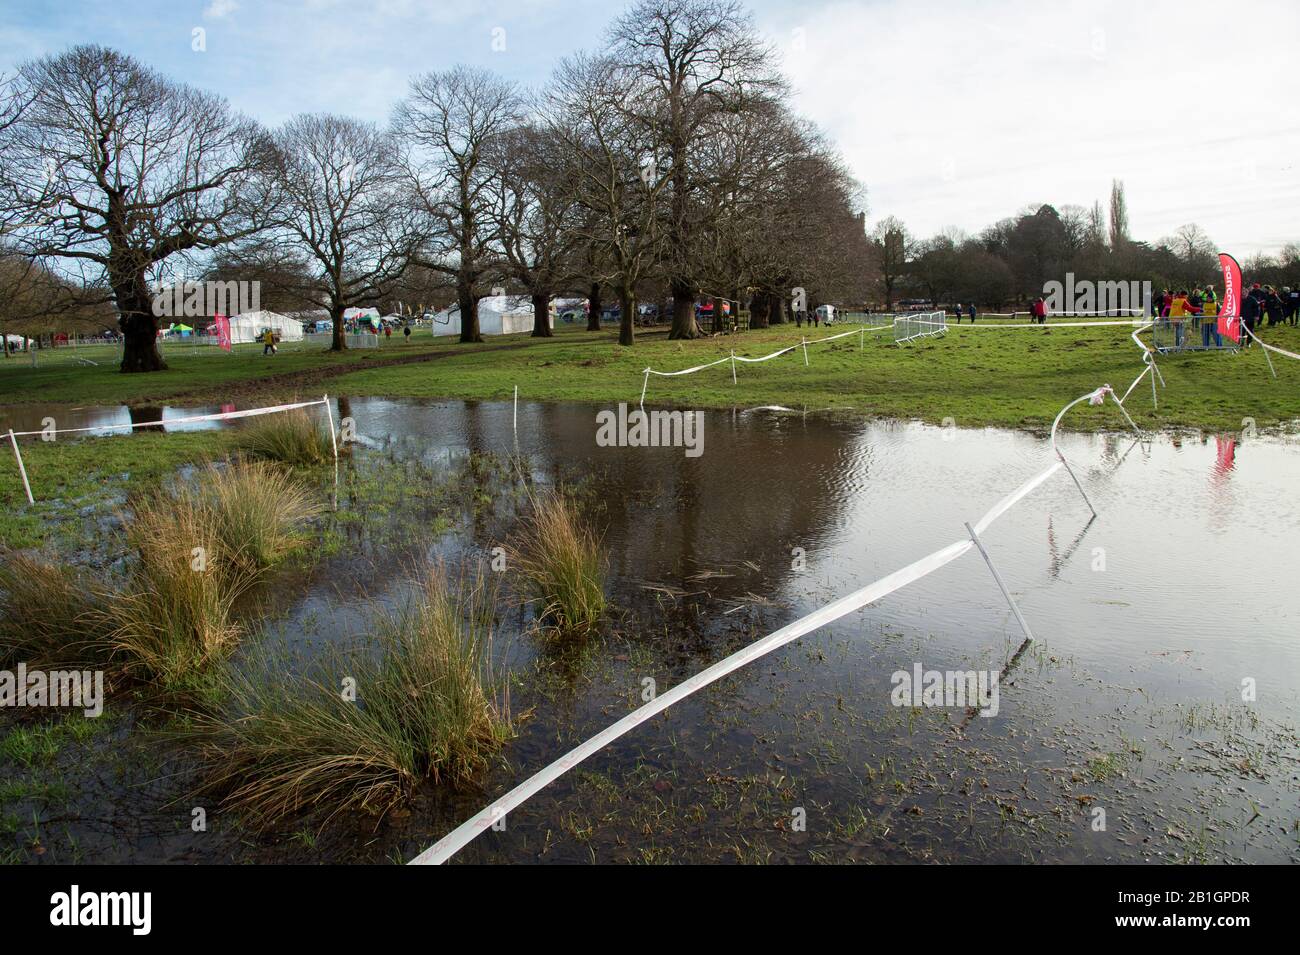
3, 397, 1298, 864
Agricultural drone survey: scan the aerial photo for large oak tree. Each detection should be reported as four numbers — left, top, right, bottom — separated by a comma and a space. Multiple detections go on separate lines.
0, 46, 272, 371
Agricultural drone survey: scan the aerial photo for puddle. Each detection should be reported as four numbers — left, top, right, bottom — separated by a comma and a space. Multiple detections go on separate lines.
4, 398, 1297, 864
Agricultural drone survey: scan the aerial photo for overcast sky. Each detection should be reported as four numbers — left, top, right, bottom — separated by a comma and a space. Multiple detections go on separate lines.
2, 0, 1296, 256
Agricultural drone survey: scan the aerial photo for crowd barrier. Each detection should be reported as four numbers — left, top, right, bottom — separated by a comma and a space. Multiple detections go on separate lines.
893, 311, 948, 344
639, 323, 893, 404
4, 396, 339, 505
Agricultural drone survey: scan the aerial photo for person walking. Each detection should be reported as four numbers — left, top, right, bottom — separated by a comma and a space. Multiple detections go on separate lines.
262, 328, 276, 356
967, 302, 977, 324
403, 325, 412, 341
1032, 296, 1047, 324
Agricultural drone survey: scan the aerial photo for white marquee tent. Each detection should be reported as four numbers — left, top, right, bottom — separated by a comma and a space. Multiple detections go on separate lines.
430, 296, 533, 337
228, 310, 304, 344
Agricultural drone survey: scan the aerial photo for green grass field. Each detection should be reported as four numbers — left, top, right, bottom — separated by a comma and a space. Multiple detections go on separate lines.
334, 319, 1300, 433
0, 334, 451, 405
0, 430, 239, 550
2, 319, 1298, 437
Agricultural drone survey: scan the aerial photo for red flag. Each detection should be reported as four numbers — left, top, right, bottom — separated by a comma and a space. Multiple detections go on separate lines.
1217, 253, 1241, 343
213, 313, 232, 352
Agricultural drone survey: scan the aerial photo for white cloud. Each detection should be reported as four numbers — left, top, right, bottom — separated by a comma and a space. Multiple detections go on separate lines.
756, 0, 1300, 255
203, 0, 239, 20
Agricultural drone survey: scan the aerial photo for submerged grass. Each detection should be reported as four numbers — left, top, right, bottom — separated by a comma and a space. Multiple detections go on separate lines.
512, 490, 606, 637
107, 460, 319, 689
234, 409, 335, 467
178, 564, 511, 826
201, 460, 323, 574
0, 554, 111, 669
0, 459, 320, 693
0, 430, 238, 551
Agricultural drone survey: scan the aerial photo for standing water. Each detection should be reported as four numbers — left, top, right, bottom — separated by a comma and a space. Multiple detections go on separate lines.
4, 397, 1297, 863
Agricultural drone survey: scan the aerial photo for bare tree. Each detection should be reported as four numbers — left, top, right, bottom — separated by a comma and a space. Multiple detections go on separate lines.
546, 54, 668, 347
395, 66, 521, 343
245, 114, 422, 350
690, 97, 801, 328
0, 46, 272, 372
0, 72, 35, 241
609, 0, 780, 340
485, 121, 584, 337
0, 251, 115, 349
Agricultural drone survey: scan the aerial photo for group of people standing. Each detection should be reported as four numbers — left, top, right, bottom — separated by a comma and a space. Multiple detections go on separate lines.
1238, 284, 1298, 347
1154, 286, 1219, 319
1242, 284, 1299, 329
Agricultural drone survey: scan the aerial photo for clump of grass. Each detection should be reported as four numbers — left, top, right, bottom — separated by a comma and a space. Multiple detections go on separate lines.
179, 565, 510, 826
104, 460, 318, 688
234, 409, 334, 466
106, 497, 246, 689
201, 461, 322, 574
511, 491, 606, 637
0, 461, 318, 694
0, 554, 111, 669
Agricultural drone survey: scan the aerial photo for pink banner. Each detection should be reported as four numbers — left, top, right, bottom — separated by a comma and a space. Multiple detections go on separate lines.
213, 313, 232, 352
1217, 253, 1241, 343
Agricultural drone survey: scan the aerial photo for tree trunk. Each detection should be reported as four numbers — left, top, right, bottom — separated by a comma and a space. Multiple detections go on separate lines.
769, 293, 786, 326
457, 277, 480, 343
618, 286, 635, 347
330, 303, 347, 351
116, 274, 166, 373
531, 292, 552, 338
749, 291, 769, 329
667, 279, 700, 339
587, 282, 602, 332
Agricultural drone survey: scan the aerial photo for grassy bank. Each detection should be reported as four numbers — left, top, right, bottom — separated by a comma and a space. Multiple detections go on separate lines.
335, 320, 1300, 432
3, 321, 1299, 432
0, 335, 458, 406
0, 430, 238, 550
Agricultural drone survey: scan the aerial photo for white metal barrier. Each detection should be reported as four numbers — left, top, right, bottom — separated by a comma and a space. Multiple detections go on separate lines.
893, 310, 948, 344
